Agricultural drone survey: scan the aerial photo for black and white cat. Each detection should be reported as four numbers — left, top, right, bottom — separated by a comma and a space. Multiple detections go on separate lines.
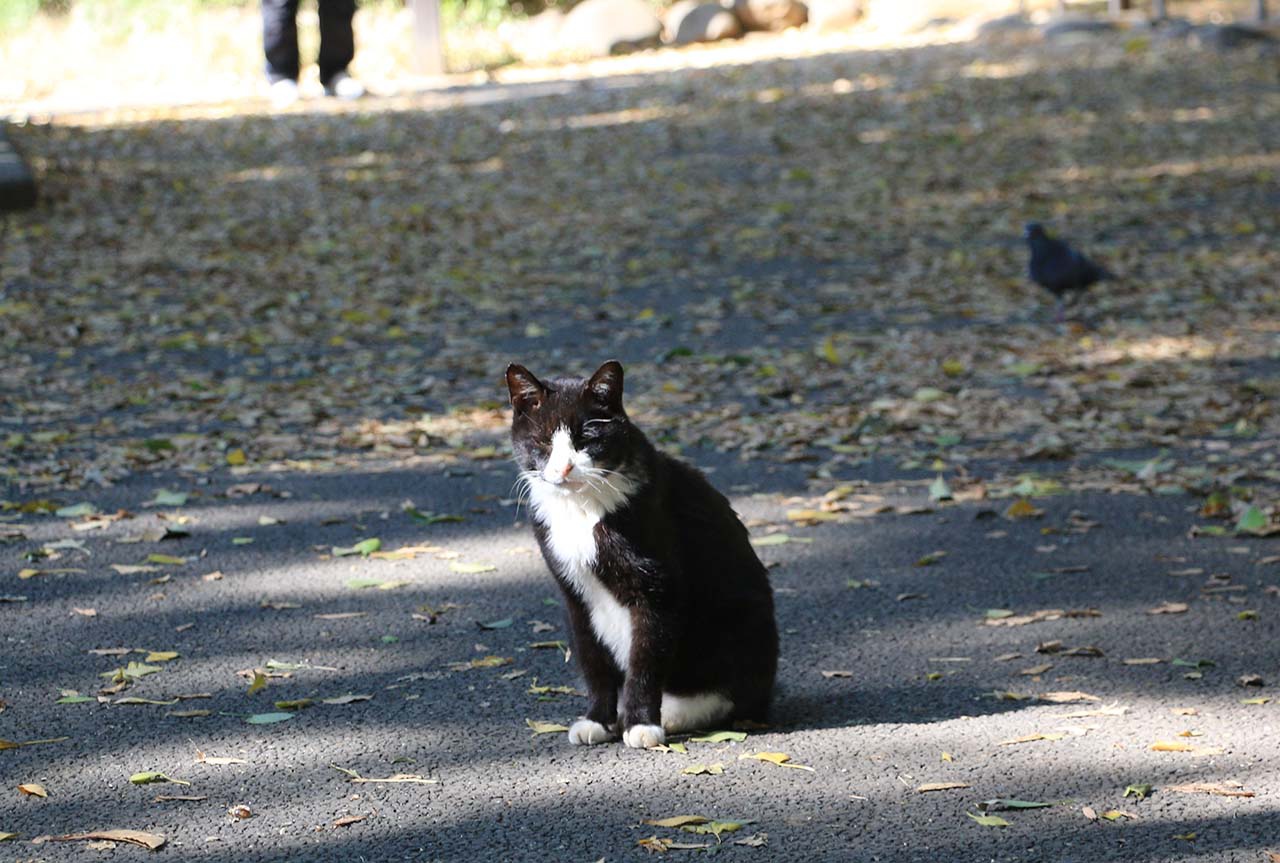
506, 359, 778, 748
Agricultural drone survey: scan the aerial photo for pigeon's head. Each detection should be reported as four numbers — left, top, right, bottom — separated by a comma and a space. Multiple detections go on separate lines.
1023, 222, 1047, 241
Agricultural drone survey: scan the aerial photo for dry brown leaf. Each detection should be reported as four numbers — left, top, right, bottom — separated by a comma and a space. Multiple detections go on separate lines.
1123, 657, 1163, 665
1148, 602, 1189, 615
17, 783, 48, 798
1019, 663, 1053, 676
1038, 691, 1100, 704
998, 732, 1066, 746
1165, 782, 1253, 798
33, 830, 165, 850
333, 815, 368, 827
916, 781, 970, 793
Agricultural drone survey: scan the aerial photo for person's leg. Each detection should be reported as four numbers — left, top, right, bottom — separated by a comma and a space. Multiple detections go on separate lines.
317, 0, 357, 87
262, 0, 302, 83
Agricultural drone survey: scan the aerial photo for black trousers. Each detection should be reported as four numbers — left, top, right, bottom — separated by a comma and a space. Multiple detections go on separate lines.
262, 0, 357, 86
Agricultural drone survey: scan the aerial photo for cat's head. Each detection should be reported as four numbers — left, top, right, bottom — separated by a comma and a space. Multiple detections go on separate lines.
505, 360, 640, 500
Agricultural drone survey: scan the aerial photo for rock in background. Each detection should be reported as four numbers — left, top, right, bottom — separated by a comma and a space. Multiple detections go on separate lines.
558, 0, 663, 56
804, 0, 862, 33
732, 0, 808, 32
498, 8, 566, 64
664, 0, 744, 44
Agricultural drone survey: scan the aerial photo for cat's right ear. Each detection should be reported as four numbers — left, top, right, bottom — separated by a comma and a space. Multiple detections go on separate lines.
506, 364, 546, 416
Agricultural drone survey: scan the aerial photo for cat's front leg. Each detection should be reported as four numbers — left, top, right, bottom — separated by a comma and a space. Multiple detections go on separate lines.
562, 591, 622, 746
619, 608, 671, 749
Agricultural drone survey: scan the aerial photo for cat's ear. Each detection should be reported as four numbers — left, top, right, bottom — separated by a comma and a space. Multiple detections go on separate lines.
587, 360, 624, 412
506, 364, 546, 415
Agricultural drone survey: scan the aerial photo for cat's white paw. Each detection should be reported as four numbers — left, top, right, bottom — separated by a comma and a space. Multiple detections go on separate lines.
623, 723, 666, 749
568, 719, 613, 745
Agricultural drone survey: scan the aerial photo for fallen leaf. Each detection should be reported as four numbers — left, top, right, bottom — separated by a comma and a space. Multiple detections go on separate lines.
18, 783, 48, 798
1165, 782, 1253, 797
129, 772, 190, 786
154, 795, 207, 802
33, 830, 165, 850
916, 782, 970, 793
526, 719, 569, 735
979, 798, 1052, 811
820, 670, 853, 679
244, 712, 294, 725
332, 815, 368, 828
332, 538, 381, 557
681, 763, 725, 775
1004, 499, 1044, 520
1038, 691, 1101, 704
449, 561, 497, 573
1101, 810, 1137, 822
643, 815, 711, 828
1123, 783, 1152, 801
195, 750, 247, 766
1019, 663, 1053, 676
966, 812, 1009, 828
320, 693, 373, 705
477, 618, 514, 630
689, 730, 747, 743
739, 751, 813, 771
998, 732, 1066, 745
1149, 602, 1189, 615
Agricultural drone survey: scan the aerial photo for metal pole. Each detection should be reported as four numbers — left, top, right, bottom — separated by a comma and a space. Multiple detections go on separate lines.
1151, 0, 1166, 20
411, 0, 445, 76
1254, 0, 1268, 21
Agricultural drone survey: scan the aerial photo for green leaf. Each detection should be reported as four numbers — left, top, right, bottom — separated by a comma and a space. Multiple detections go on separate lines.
333, 538, 381, 557
129, 771, 190, 785
232, 537, 254, 545
682, 819, 752, 837
1235, 505, 1269, 535
449, 562, 496, 574
913, 387, 946, 403
146, 554, 187, 565
245, 712, 295, 724
274, 699, 314, 711
477, 618, 514, 630
1124, 784, 1152, 801
966, 812, 1010, 827
980, 798, 1053, 811
345, 578, 410, 590
55, 502, 98, 518
149, 490, 188, 507
681, 763, 725, 775
689, 730, 747, 743
985, 608, 1014, 620
56, 694, 94, 704
928, 476, 953, 502
404, 506, 465, 524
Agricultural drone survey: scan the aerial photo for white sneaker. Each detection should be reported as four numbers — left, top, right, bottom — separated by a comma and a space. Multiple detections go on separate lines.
269, 78, 300, 108
323, 72, 365, 100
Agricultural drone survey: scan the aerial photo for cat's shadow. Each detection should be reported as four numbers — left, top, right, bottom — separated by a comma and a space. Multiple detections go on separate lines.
765, 683, 1028, 733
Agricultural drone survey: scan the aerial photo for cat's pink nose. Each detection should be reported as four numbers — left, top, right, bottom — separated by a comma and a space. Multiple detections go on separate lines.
559, 462, 574, 480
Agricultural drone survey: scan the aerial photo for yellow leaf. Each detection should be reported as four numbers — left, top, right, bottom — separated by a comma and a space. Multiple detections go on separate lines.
525, 719, 568, 735
644, 815, 710, 828
247, 671, 267, 695
785, 509, 838, 524
225, 448, 247, 466
145, 651, 179, 663
18, 783, 48, 798
739, 751, 814, 771
1004, 499, 1043, 520
917, 781, 970, 792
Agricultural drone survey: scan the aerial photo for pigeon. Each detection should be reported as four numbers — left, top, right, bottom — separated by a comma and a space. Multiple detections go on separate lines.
1024, 222, 1112, 321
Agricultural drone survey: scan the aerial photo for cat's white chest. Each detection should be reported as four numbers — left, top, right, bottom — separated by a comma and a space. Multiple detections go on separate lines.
529, 484, 632, 670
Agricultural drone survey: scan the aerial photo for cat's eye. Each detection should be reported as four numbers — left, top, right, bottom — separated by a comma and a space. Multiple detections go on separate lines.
583, 419, 612, 435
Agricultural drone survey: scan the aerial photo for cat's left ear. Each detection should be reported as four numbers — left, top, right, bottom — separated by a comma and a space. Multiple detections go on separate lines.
587, 360, 624, 412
